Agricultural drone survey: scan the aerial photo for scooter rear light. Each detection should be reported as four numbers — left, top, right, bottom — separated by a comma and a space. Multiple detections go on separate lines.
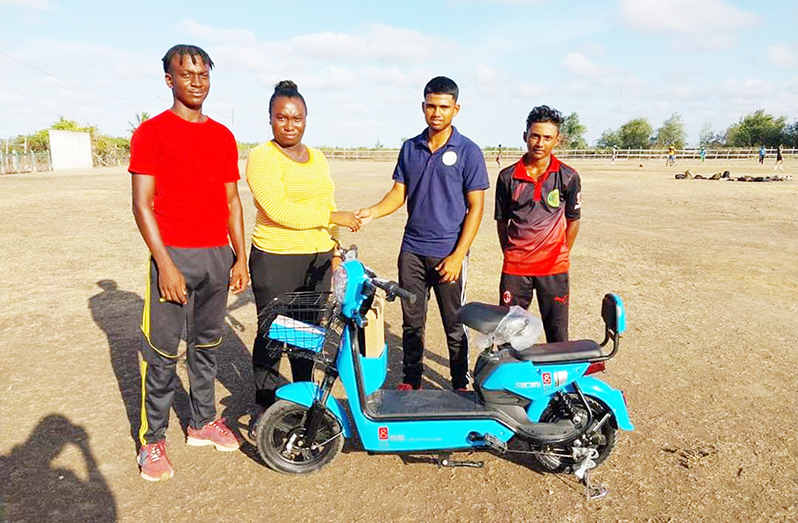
585, 361, 605, 375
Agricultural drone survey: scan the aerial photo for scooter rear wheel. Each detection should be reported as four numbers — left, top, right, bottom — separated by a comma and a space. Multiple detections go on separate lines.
535, 394, 616, 474
256, 400, 343, 474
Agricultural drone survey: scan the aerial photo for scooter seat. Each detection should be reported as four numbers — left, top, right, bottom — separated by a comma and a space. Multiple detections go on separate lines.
511, 340, 603, 363
459, 302, 511, 334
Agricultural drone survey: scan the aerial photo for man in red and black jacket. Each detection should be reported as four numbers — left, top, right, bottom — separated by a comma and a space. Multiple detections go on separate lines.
495, 105, 581, 343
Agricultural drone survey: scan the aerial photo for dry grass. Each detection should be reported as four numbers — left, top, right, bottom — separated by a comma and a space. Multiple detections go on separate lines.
1, 157, 796, 522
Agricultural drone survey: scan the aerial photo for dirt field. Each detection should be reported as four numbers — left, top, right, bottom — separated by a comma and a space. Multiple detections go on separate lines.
1, 158, 796, 523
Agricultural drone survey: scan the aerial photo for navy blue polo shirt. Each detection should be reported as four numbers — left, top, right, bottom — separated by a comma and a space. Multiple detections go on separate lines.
393, 126, 489, 258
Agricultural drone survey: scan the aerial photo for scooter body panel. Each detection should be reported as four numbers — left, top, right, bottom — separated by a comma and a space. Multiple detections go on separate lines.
360, 343, 388, 395
336, 328, 514, 451
276, 382, 354, 437
481, 359, 591, 402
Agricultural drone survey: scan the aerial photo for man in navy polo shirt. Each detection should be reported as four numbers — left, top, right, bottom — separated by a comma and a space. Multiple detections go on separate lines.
495, 105, 581, 343
358, 76, 489, 390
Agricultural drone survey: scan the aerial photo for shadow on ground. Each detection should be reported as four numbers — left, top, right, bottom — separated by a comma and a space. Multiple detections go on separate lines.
0, 414, 117, 522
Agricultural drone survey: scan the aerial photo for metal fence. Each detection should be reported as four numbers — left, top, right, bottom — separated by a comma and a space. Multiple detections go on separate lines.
3, 147, 793, 175
0, 151, 51, 174
317, 147, 796, 163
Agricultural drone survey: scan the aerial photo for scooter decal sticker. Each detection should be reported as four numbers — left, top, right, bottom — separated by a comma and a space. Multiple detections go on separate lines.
378, 427, 389, 440
542, 372, 552, 386
502, 290, 512, 304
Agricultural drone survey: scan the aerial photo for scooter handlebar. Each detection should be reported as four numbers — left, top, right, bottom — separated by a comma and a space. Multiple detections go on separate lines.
371, 278, 417, 305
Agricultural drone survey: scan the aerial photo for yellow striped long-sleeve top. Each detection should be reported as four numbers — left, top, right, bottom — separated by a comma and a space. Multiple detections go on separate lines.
246, 141, 337, 254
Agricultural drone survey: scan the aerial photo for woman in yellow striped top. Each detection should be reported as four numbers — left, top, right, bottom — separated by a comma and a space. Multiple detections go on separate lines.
246, 80, 360, 425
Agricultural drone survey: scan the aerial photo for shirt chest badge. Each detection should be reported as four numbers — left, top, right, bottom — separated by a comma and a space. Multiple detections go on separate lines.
442, 151, 458, 166
546, 189, 561, 207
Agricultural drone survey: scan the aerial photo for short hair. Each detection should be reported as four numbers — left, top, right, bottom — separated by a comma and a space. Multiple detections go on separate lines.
162, 44, 214, 74
269, 80, 307, 116
424, 76, 459, 101
525, 105, 564, 132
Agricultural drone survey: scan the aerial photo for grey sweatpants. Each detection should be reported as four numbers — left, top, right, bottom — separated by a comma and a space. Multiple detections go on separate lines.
139, 246, 233, 446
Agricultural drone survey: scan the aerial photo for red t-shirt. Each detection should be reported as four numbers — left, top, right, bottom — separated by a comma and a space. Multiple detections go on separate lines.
129, 110, 239, 247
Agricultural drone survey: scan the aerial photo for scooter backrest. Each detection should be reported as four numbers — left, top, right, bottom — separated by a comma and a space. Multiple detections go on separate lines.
601, 293, 626, 336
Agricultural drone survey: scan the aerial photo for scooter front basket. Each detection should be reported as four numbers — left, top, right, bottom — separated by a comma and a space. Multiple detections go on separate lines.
258, 291, 341, 365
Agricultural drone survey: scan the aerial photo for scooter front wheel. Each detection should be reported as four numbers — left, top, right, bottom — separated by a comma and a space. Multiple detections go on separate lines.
256, 400, 343, 474
535, 394, 616, 474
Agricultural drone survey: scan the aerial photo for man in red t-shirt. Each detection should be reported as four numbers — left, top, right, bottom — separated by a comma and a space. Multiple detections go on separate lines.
129, 45, 248, 482
495, 105, 581, 343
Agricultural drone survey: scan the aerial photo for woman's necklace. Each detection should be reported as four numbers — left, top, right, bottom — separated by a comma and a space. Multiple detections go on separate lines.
274, 141, 308, 163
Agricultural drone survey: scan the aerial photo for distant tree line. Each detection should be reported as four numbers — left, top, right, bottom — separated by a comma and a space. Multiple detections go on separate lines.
596, 109, 798, 150
5, 109, 798, 160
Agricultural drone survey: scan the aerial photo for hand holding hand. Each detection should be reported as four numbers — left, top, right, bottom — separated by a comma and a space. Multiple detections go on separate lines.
331, 211, 362, 232
354, 208, 375, 227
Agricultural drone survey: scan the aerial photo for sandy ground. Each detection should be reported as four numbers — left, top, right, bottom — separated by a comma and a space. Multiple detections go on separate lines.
1, 158, 797, 523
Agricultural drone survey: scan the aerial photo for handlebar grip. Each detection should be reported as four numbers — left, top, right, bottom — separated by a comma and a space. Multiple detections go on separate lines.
392, 285, 417, 305
372, 278, 417, 304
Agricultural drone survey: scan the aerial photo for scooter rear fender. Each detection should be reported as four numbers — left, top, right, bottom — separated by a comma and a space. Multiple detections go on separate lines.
575, 376, 634, 431
524, 376, 633, 431
276, 382, 354, 437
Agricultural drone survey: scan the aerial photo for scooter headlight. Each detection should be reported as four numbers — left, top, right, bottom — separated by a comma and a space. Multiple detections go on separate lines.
333, 265, 348, 303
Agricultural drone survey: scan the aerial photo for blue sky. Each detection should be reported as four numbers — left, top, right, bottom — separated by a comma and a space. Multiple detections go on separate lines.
1, 0, 797, 148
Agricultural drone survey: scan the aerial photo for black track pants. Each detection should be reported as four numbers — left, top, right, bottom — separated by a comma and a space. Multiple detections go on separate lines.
398, 250, 469, 390
249, 246, 332, 407
499, 272, 570, 343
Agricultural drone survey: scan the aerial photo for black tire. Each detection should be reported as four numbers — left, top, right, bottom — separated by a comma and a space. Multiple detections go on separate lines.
535, 394, 617, 474
256, 400, 343, 474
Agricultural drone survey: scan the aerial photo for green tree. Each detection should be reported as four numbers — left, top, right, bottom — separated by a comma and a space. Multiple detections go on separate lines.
654, 113, 686, 148
724, 109, 786, 147
782, 120, 798, 148
698, 123, 715, 148
128, 112, 151, 134
596, 128, 621, 148
618, 118, 653, 149
560, 112, 588, 149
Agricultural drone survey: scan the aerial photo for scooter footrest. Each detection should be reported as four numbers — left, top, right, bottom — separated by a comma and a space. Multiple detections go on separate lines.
467, 432, 507, 453
436, 454, 484, 468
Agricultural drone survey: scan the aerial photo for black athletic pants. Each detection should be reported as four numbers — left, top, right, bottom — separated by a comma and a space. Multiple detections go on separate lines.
499, 272, 570, 343
139, 246, 234, 446
250, 246, 333, 408
398, 251, 469, 390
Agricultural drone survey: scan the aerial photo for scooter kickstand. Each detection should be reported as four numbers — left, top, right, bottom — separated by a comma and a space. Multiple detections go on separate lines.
435, 453, 484, 469
574, 450, 608, 501
582, 470, 608, 501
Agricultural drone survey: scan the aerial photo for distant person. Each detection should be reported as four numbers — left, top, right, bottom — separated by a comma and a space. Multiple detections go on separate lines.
496, 144, 503, 168
666, 144, 676, 167
611, 146, 617, 164
245, 80, 361, 436
775, 144, 784, 170
699, 146, 706, 164
357, 76, 489, 391
130, 44, 248, 482
759, 145, 766, 165
495, 105, 581, 343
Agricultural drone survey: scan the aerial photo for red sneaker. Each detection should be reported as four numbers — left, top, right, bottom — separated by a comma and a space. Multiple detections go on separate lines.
186, 418, 240, 451
397, 383, 416, 391
138, 440, 174, 482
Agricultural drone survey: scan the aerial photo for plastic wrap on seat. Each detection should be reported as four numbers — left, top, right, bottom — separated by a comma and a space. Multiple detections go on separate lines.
471, 306, 544, 351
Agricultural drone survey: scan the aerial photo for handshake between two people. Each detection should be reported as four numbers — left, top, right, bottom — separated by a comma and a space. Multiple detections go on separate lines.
330, 207, 376, 233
